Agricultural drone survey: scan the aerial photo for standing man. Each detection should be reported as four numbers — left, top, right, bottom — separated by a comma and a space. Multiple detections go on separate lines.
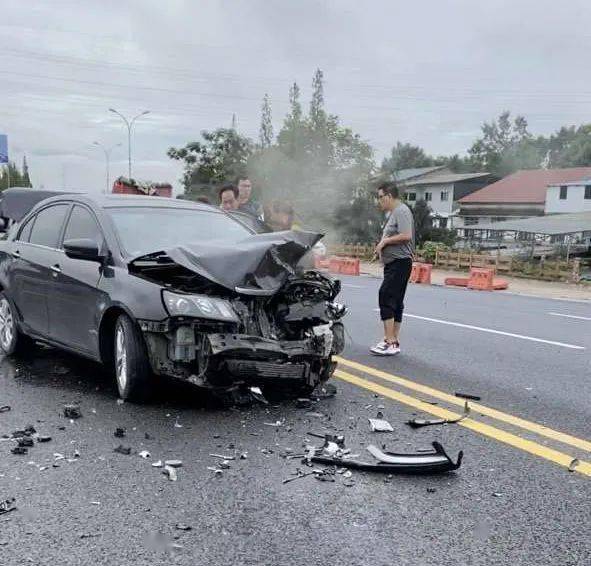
218, 183, 240, 211
370, 182, 415, 356
237, 177, 260, 217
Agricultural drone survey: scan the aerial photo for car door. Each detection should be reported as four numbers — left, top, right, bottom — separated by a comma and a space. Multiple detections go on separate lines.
47, 204, 106, 355
8, 204, 69, 338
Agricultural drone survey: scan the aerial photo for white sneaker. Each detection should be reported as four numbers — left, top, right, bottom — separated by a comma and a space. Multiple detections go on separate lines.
370, 341, 400, 356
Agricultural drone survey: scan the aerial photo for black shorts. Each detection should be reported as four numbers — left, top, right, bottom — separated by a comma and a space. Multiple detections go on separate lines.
378, 258, 413, 322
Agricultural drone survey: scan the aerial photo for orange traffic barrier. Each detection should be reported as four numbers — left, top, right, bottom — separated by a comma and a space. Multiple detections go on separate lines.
467, 268, 495, 291
327, 256, 360, 276
493, 278, 509, 290
418, 263, 432, 284
410, 262, 422, 283
329, 257, 342, 274
444, 277, 470, 287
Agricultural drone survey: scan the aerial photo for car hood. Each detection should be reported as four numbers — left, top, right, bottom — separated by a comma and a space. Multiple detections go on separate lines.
129, 230, 323, 296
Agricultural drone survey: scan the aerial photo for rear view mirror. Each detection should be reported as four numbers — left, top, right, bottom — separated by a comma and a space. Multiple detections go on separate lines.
64, 238, 104, 262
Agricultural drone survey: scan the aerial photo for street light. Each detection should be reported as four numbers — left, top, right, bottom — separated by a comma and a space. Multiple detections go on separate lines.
108, 108, 150, 180
93, 141, 122, 193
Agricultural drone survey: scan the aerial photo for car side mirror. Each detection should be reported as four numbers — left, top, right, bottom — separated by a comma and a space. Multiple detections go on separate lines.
63, 238, 104, 262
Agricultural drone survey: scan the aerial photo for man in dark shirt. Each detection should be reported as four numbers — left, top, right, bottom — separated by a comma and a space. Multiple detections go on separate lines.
370, 181, 415, 356
237, 177, 260, 217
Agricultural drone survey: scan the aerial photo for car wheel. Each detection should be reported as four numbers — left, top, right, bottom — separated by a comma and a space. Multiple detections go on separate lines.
0, 292, 33, 355
114, 313, 153, 402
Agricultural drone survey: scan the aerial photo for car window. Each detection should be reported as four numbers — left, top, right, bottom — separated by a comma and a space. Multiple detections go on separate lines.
63, 206, 105, 247
17, 216, 36, 242
108, 207, 251, 257
28, 204, 69, 248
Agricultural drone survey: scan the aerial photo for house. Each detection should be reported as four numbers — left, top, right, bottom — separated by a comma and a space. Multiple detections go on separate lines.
457, 167, 591, 227
545, 177, 591, 214
394, 167, 492, 228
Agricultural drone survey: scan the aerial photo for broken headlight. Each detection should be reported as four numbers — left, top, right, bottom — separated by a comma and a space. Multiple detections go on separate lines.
162, 291, 239, 322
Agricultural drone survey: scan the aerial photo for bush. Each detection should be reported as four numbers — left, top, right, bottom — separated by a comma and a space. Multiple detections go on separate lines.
420, 241, 450, 263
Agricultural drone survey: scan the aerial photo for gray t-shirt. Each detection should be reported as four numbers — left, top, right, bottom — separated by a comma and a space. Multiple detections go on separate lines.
381, 203, 415, 264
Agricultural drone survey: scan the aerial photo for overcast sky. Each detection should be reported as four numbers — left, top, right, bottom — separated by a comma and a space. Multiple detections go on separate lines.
2, 0, 591, 194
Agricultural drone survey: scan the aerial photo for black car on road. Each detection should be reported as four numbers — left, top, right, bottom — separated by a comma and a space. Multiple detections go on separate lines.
0, 191, 345, 401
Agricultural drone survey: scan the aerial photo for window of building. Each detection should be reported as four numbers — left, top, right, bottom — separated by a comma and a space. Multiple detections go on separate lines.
406, 192, 416, 202
424, 192, 432, 201
29, 205, 69, 249
585, 185, 591, 200
559, 185, 568, 200
464, 217, 479, 226
440, 191, 449, 201
63, 206, 105, 248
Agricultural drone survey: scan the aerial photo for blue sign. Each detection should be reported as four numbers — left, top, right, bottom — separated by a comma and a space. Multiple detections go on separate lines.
0, 135, 7, 164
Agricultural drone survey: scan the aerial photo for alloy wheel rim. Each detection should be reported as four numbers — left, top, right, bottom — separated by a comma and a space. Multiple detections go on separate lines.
0, 298, 14, 351
115, 324, 128, 391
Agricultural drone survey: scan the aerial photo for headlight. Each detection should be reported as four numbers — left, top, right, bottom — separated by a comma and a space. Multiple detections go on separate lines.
162, 291, 239, 322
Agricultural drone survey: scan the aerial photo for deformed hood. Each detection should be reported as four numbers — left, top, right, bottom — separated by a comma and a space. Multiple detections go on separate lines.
130, 230, 322, 296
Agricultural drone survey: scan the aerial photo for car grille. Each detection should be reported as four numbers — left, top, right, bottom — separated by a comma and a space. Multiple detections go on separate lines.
225, 360, 307, 380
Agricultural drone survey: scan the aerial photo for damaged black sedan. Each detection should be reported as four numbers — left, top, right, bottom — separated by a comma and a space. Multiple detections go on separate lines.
0, 191, 346, 401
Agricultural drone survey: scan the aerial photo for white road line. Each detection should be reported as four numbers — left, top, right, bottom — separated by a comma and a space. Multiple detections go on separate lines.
390, 311, 585, 350
343, 284, 364, 289
548, 312, 591, 321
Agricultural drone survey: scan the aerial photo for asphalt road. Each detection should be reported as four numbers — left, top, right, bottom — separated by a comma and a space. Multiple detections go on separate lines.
1, 275, 590, 565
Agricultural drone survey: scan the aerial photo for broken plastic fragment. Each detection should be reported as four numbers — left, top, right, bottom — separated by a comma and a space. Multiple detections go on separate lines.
63, 404, 82, 419
455, 392, 481, 401
163, 466, 178, 481
113, 445, 131, 455
0, 498, 16, 516
138, 450, 151, 459
164, 460, 182, 468
152, 460, 163, 468
0, 405, 10, 413
10, 446, 27, 455
368, 418, 394, 432
17, 437, 34, 448
36, 435, 52, 443
568, 458, 580, 472
114, 428, 126, 438
406, 402, 470, 429
175, 524, 192, 531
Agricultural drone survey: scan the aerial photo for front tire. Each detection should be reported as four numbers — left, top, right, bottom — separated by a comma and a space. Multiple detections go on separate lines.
114, 313, 153, 402
0, 292, 34, 355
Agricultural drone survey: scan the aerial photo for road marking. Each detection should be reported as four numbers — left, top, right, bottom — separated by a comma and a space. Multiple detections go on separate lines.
336, 356, 591, 453
334, 369, 591, 477
343, 284, 364, 289
402, 313, 585, 350
548, 312, 591, 321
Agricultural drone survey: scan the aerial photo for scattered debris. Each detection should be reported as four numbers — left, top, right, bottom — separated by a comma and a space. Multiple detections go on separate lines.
210, 454, 235, 460
311, 439, 463, 474
17, 437, 34, 448
568, 458, 580, 473
282, 470, 316, 484
79, 532, 100, 539
492, 492, 503, 498
249, 386, 269, 405
36, 436, 52, 443
406, 402, 470, 429
145, 433, 153, 440
163, 466, 178, 481
116, 399, 125, 405
63, 404, 82, 419
314, 469, 335, 482
427, 487, 437, 493
152, 460, 163, 468
312, 383, 337, 400
305, 412, 324, 418
368, 418, 394, 432
114, 428, 126, 438
113, 445, 132, 455
264, 420, 284, 427
165, 460, 183, 468
0, 498, 16, 516
10, 446, 27, 455
239, 452, 248, 460
207, 467, 223, 476
174, 420, 183, 429
296, 398, 313, 409
90, 501, 101, 506
138, 450, 151, 459
175, 524, 192, 531
455, 392, 481, 401
343, 471, 353, 479
0, 406, 10, 413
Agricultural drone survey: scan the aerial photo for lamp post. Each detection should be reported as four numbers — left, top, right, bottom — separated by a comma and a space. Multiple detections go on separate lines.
93, 141, 122, 193
108, 109, 150, 180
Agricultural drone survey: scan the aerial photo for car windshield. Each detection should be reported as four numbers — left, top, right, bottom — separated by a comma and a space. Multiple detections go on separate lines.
108, 206, 252, 257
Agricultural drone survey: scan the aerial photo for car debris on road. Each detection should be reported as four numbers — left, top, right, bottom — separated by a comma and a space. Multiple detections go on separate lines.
406, 401, 470, 429
63, 404, 82, 419
113, 445, 132, 455
0, 498, 16, 516
163, 466, 178, 481
368, 417, 394, 432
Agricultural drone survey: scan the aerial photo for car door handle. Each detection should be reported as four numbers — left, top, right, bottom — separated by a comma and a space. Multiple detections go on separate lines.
50, 264, 62, 274
11, 250, 20, 259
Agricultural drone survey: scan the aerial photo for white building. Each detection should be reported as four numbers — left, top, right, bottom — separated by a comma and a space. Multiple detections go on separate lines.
545, 178, 591, 214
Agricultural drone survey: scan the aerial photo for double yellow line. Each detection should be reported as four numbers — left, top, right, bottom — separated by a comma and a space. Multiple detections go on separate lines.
334, 356, 591, 477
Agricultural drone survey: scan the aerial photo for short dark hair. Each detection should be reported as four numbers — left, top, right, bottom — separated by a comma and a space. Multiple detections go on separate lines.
376, 181, 399, 199
218, 183, 238, 201
236, 176, 250, 184
196, 195, 211, 204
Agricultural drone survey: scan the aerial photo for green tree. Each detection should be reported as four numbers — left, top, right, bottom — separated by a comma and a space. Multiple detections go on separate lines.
259, 93, 274, 148
21, 155, 32, 187
411, 199, 433, 247
382, 142, 437, 175
0, 160, 32, 191
168, 128, 253, 200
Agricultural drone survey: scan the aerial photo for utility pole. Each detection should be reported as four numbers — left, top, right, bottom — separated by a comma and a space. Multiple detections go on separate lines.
93, 141, 121, 193
108, 109, 150, 179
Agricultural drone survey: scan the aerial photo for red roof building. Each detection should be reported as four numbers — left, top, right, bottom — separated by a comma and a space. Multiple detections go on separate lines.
457, 167, 591, 227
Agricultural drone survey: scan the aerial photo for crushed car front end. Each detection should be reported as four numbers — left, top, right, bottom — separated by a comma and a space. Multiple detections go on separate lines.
128, 232, 347, 394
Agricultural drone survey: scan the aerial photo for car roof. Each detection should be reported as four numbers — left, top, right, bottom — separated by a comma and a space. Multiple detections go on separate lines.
39, 193, 217, 212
